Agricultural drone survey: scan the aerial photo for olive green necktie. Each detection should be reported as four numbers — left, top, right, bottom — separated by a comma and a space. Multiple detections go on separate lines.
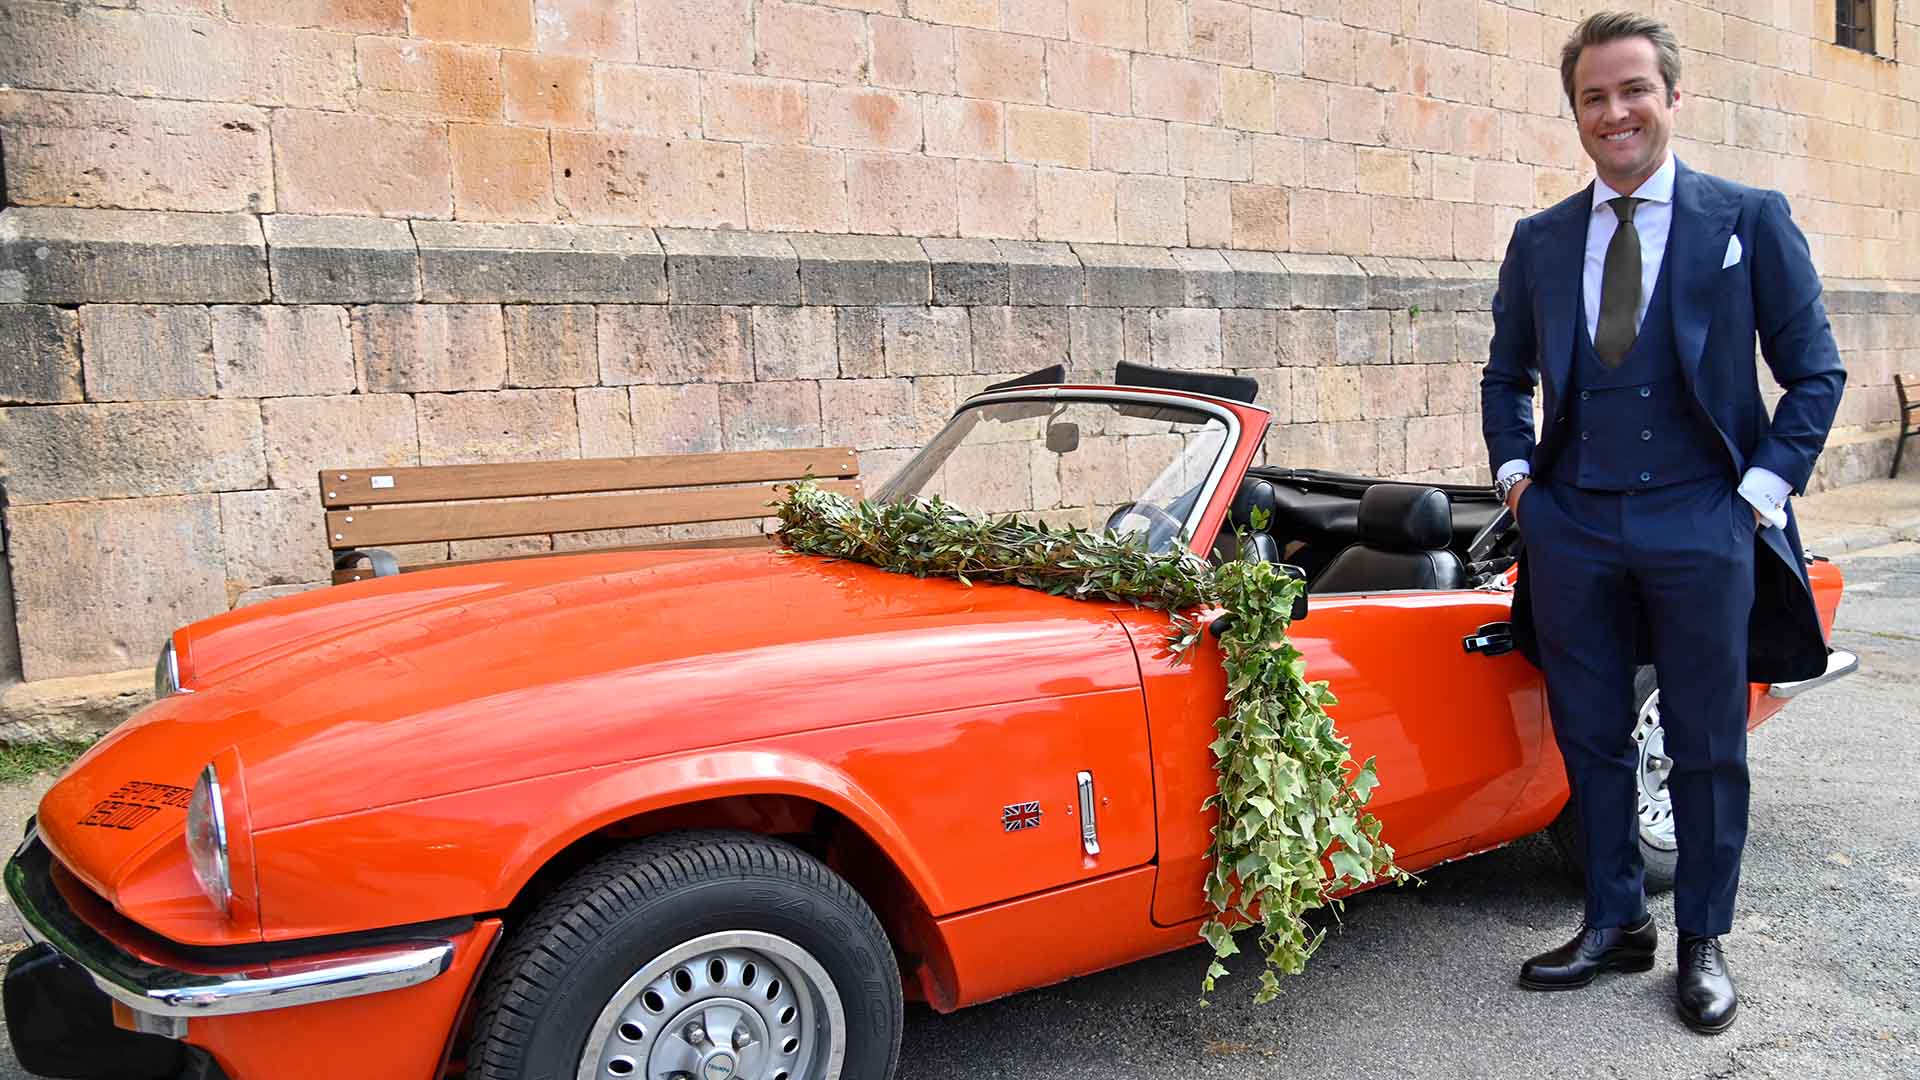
1594, 196, 1644, 369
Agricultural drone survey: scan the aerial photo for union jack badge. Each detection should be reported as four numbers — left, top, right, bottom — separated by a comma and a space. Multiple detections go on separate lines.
1002, 801, 1042, 832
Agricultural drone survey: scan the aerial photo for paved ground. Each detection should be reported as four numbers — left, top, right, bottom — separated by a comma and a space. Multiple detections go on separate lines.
0, 543, 1912, 1078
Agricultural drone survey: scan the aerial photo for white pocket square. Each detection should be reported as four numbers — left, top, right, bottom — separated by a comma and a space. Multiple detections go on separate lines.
1722, 235, 1743, 269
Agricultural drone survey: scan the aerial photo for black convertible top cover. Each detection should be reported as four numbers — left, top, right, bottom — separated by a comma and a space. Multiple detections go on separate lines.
1115, 360, 1259, 404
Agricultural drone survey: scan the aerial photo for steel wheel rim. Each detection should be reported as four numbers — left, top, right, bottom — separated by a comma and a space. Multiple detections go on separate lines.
576, 930, 845, 1080
1632, 689, 1678, 852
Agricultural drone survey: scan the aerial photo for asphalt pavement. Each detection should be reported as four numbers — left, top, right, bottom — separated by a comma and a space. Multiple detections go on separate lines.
0, 544, 1914, 1079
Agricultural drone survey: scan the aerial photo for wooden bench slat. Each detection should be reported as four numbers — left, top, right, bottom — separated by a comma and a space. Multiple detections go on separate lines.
327, 479, 863, 548
332, 534, 778, 584
319, 448, 860, 509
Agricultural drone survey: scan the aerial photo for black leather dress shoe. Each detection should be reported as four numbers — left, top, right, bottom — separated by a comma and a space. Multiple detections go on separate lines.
1518, 915, 1658, 990
1677, 936, 1738, 1033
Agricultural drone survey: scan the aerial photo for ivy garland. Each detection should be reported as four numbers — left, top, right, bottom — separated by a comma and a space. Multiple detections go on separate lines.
773, 480, 1406, 1002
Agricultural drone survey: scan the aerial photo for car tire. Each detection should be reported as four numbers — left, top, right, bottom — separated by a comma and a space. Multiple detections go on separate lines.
1546, 667, 1681, 895
468, 830, 903, 1080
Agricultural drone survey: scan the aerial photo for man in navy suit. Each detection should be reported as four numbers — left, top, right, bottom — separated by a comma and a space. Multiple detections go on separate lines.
1480, 12, 1844, 1034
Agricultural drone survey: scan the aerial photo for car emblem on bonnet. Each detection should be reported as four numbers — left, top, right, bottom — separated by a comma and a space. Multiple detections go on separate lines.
1002, 801, 1042, 832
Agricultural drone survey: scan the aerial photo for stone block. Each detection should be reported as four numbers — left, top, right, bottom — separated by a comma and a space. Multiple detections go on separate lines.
883, 307, 972, 376
448, 122, 560, 222
0, 90, 273, 214
415, 221, 665, 303
1336, 309, 1392, 366
630, 384, 723, 455
0, 208, 267, 305
1359, 256, 1439, 312
846, 154, 959, 238
416, 389, 580, 465
719, 381, 823, 451
577, 386, 635, 458
1453, 311, 1494, 365
263, 393, 418, 490
1222, 249, 1291, 309
1286, 309, 1335, 367
78, 305, 214, 402
272, 110, 452, 218
836, 307, 885, 378
820, 376, 958, 450
659, 229, 800, 305
264, 215, 419, 304
1406, 413, 1466, 471
353, 305, 507, 392
788, 234, 929, 306
236, 583, 326, 608
1318, 368, 1364, 422
923, 238, 1009, 306
1223, 309, 1279, 369
598, 305, 753, 384
505, 305, 598, 388
0, 400, 264, 503
1423, 259, 1497, 311
0, 667, 152, 743
1362, 365, 1426, 419
219, 487, 330, 589
1148, 308, 1223, 369
0, 306, 83, 404
5, 495, 226, 680
1076, 244, 1182, 307
1068, 308, 1124, 378
751, 307, 838, 382
970, 307, 1068, 374
999, 241, 1084, 306
212, 305, 355, 399
1169, 248, 1232, 308
1280, 253, 1369, 309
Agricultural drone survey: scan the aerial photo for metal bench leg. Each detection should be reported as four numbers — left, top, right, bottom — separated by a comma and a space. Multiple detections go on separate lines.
1895, 428, 1908, 480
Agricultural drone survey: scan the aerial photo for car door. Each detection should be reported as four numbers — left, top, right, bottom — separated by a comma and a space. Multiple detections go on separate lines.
1117, 589, 1550, 927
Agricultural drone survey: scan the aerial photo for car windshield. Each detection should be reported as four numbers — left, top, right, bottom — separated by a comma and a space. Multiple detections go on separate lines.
874, 394, 1233, 552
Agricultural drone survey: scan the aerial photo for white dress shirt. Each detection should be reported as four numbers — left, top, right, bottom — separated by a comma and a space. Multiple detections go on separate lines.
1498, 154, 1790, 529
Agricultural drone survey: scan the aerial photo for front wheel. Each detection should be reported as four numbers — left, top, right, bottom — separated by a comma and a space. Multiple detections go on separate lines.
468, 831, 903, 1080
1547, 667, 1680, 894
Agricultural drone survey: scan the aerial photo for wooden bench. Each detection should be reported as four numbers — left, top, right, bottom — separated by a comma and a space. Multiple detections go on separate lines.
320, 448, 863, 585
1896, 372, 1918, 479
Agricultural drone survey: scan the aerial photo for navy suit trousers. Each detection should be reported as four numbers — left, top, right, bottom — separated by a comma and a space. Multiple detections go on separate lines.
1520, 476, 1756, 937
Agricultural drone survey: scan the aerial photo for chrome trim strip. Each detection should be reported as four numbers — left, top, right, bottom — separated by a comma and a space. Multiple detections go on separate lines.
1076, 770, 1100, 857
5, 831, 454, 1020
1766, 648, 1860, 699
939, 387, 1247, 553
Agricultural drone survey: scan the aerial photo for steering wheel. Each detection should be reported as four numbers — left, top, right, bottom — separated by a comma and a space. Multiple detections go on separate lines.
1103, 501, 1185, 550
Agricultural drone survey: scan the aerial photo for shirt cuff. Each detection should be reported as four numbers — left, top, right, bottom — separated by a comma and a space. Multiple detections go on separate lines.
1738, 467, 1791, 530
1496, 459, 1531, 485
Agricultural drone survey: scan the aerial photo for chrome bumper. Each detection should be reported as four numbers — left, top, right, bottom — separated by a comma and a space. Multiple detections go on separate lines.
3, 829, 453, 1032
1766, 648, 1861, 699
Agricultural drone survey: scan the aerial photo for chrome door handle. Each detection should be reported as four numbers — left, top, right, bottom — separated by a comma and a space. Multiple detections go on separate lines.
1076, 771, 1100, 856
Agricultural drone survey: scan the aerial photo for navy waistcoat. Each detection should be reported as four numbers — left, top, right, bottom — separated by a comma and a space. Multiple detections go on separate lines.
1559, 254, 1729, 491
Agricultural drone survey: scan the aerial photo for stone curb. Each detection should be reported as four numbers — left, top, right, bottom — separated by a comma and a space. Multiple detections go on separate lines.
0, 667, 151, 745
4, 206, 1514, 312
1801, 515, 1920, 556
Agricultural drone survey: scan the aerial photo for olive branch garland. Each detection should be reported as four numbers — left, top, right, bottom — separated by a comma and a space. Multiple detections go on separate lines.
773, 480, 1406, 1002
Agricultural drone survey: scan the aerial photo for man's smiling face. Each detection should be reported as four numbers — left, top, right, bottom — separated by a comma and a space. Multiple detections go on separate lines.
1573, 35, 1680, 194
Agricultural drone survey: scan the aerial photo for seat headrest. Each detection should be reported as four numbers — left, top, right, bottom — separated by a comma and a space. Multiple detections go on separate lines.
1357, 484, 1452, 551
1229, 477, 1276, 530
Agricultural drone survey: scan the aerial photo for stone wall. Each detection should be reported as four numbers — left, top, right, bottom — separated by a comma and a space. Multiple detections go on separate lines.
0, 0, 1916, 698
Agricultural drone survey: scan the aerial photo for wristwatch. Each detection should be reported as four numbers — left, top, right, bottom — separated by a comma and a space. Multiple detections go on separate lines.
1494, 472, 1529, 507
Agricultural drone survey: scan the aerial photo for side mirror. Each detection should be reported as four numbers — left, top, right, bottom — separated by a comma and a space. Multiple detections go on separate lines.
1208, 564, 1309, 640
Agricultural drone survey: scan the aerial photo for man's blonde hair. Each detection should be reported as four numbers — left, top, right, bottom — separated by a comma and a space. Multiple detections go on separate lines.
1560, 11, 1682, 108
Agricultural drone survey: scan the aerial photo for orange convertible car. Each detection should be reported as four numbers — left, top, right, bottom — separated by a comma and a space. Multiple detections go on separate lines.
5, 369, 1854, 1080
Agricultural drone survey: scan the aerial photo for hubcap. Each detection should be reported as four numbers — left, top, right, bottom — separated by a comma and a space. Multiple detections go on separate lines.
1632, 689, 1678, 852
576, 931, 845, 1080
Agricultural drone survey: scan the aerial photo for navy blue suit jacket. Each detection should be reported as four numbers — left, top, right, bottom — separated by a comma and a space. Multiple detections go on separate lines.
1480, 160, 1846, 683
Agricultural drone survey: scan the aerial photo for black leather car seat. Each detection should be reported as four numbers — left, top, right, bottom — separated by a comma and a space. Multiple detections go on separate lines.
1214, 476, 1281, 563
1309, 484, 1466, 592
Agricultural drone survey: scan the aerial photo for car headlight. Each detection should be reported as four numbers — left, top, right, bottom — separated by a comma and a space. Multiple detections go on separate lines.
186, 763, 232, 916
154, 638, 186, 698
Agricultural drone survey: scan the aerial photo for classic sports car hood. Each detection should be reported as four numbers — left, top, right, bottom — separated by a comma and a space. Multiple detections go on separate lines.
39, 548, 1142, 913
